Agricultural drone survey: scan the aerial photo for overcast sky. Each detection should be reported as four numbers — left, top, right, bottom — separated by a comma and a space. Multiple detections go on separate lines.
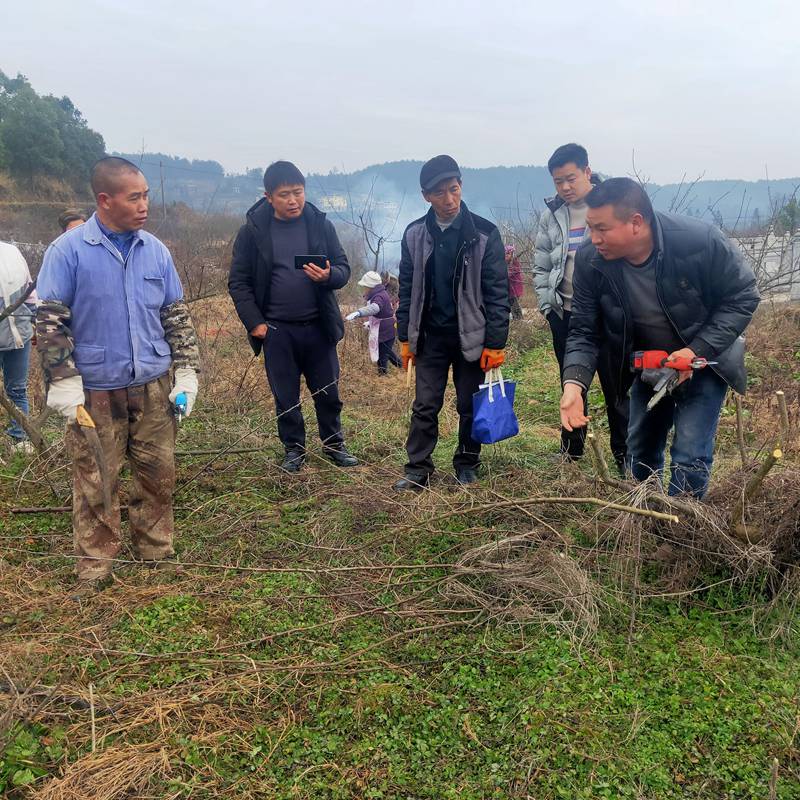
2, 0, 798, 183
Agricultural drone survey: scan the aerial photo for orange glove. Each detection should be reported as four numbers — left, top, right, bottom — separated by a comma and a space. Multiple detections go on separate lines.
480, 348, 505, 371
400, 341, 415, 371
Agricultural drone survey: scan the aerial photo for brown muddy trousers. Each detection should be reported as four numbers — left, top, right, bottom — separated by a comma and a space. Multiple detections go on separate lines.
66, 374, 176, 579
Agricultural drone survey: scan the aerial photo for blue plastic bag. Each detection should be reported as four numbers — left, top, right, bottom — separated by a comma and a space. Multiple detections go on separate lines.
471, 369, 519, 444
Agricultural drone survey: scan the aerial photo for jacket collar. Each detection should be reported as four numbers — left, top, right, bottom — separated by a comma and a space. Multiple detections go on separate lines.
82, 213, 145, 247
544, 174, 602, 214
246, 198, 326, 232
424, 201, 477, 243
366, 284, 387, 301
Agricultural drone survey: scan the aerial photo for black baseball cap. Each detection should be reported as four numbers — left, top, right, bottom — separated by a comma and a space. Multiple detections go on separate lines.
419, 155, 461, 192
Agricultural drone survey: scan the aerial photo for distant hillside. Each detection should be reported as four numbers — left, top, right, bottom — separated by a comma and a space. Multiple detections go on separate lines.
117, 154, 799, 233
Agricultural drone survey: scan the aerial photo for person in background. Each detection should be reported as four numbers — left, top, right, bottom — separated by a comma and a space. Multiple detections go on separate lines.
228, 160, 358, 473
395, 155, 510, 490
505, 244, 524, 320
58, 208, 87, 233
0, 240, 37, 454
36, 157, 201, 593
345, 271, 401, 375
560, 178, 760, 498
381, 270, 400, 311
534, 143, 629, 475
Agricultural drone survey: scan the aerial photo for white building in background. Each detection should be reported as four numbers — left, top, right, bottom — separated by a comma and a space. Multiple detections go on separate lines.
735, 232, 800, 302
318, 194, 348, 212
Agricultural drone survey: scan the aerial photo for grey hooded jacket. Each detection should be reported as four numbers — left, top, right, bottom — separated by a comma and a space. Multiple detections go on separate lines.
0, 242, 36, 351
532, 177, 601, 316
396, 203, 509, 361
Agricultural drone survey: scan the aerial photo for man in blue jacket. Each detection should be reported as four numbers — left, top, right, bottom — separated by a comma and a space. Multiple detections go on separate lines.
37, 157, 200, 590
228, 161, 358, 473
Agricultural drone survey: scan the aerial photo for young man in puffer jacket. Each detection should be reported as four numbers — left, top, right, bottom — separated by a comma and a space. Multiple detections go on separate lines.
534, 143, 629, 475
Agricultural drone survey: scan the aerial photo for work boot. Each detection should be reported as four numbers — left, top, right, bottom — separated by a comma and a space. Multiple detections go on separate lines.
455, 467, 479, 485
143, 555, 184, 574
393, 472, 429, 492
280, 449, 306, 473
70, 574, 113, 602
323, 445, 359, 468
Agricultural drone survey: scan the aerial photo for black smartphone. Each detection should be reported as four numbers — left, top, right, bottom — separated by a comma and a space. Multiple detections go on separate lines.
294, 255, 327, 270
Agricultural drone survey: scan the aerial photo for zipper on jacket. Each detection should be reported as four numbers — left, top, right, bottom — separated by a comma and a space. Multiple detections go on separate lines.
591, 256, 629, 395
101, 238, 137, 381
452, 241, 469, 304
654, 250, 686, 347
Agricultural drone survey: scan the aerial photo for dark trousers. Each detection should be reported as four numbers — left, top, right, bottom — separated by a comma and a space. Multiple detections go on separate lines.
263, 320, 344, 453
405, 331, 484, 475
378, 337, 402, 374
548, 310, 629, 465
628, 368, 728, 498
510, 296, 523, 320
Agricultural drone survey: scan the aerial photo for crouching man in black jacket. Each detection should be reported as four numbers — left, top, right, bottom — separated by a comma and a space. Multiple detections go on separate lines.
560, 178, 759, 498
228, 161, 358, 473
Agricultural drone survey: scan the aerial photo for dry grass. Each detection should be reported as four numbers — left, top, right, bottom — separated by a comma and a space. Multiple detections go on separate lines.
443, 534, 600, 649
29, 745, 170, 800
1, 295, 799, 797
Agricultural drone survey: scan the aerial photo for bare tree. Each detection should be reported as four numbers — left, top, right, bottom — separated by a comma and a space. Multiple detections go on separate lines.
313, 172, 405, 277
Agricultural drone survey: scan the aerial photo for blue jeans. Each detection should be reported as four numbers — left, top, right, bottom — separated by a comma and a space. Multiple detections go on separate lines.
627, 368, 728, 498
0, 341, 31, 441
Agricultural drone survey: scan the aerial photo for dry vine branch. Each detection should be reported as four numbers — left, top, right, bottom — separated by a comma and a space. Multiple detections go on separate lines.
734, 393, 749, 467
729, 448, 784, 542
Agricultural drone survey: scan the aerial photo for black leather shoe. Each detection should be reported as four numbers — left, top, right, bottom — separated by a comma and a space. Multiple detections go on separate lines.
455, 467, 479, 485
281, 450, 306, 473
393, 473, 429, 492
323, 446, 359, 468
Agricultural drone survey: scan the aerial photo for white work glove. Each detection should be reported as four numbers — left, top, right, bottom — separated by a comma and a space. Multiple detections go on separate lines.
46, 375, 85, 422
169, 367, 198, 417
345, 311, 360, 321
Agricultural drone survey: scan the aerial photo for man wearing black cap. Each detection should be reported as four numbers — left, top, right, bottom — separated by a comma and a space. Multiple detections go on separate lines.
395, 155, 510, 490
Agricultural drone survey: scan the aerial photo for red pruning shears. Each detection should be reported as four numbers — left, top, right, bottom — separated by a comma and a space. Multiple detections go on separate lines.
631, 350, 718, 411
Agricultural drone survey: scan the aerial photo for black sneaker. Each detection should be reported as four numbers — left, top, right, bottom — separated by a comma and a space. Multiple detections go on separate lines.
454, 467, 479, 485
323, 446, 359, 468
393, 473, 430, 492
281, 450, 306, 473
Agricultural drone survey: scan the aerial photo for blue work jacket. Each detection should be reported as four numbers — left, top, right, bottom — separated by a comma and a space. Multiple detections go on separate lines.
37, 213, 184, 390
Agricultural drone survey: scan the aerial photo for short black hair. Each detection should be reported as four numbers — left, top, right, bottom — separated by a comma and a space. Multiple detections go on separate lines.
90, 157, 143, 199
585, 177, 654, 225
547, 143, 589, 174
263, 161, 305, 194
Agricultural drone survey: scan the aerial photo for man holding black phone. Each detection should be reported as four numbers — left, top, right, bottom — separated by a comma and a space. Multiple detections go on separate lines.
229, 160, 358, 472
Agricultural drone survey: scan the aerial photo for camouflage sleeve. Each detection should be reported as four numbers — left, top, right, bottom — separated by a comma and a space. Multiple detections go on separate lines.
160, 299, 201, 371
35, 300, 80, 383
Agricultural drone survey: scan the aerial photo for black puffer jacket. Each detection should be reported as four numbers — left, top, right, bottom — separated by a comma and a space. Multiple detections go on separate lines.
228, 200, 350, 355
563, 212, 760, 395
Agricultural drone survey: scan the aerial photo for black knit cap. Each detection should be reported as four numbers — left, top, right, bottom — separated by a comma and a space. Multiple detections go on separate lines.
419, 155, 461, 192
